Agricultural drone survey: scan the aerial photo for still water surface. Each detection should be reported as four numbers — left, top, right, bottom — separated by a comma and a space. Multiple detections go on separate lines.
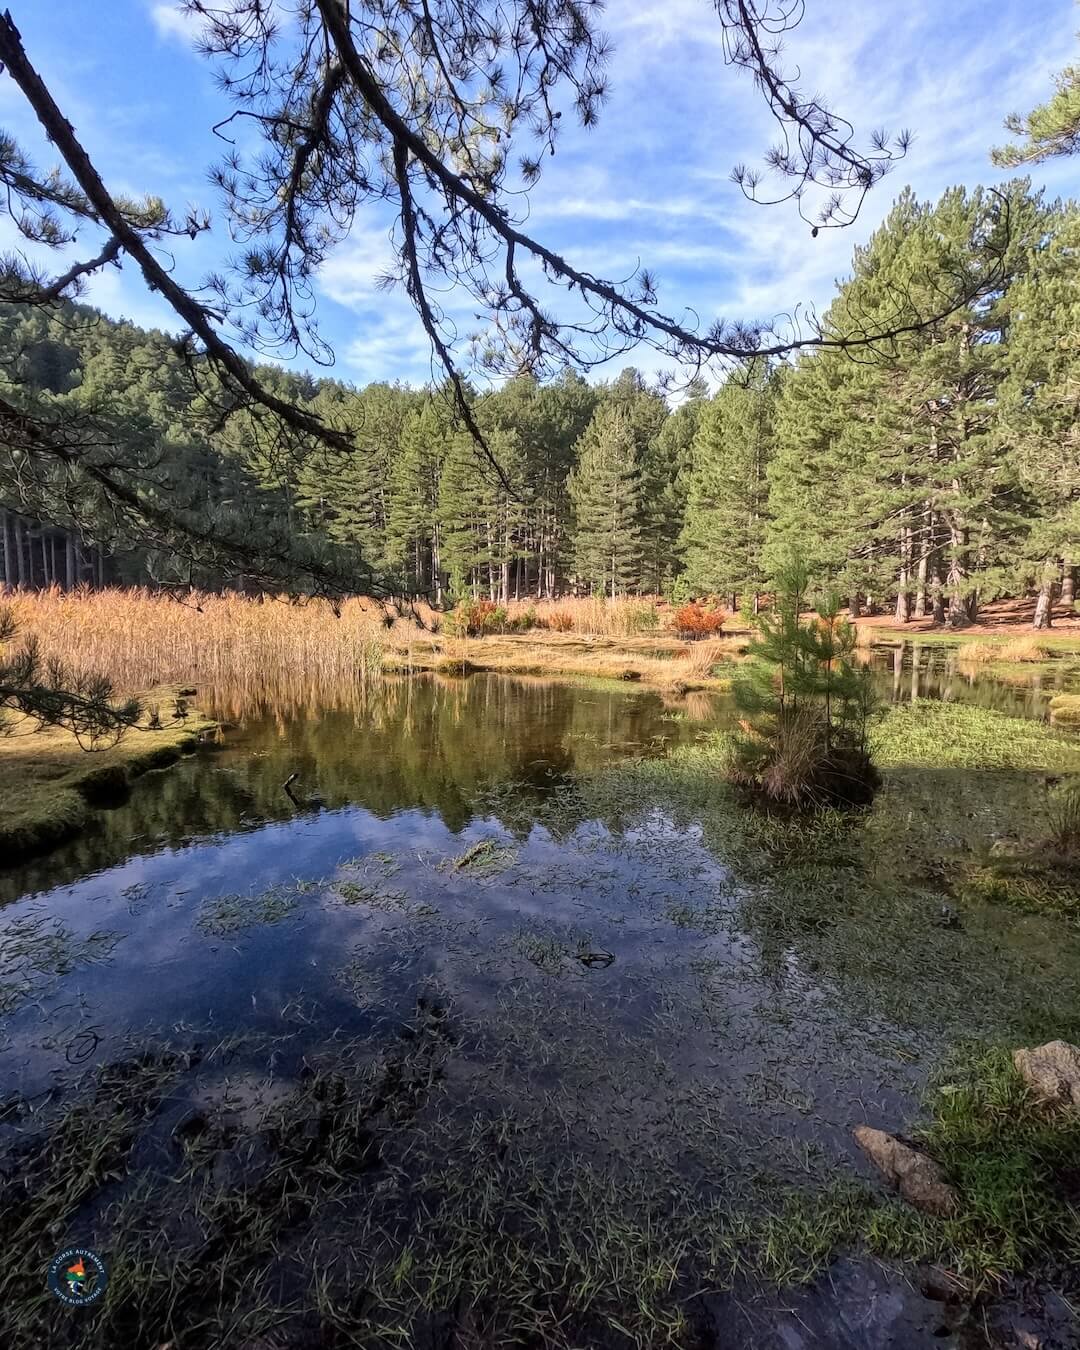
2, 655, 1078, 1346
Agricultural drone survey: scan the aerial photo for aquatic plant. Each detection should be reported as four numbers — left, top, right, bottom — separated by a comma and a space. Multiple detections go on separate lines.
1045, 779, 1080, 857
874, 703, 1080, 772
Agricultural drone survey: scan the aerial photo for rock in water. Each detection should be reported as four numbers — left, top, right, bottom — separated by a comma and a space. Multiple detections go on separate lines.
1012, 1040, 1080, 1108
853, 1125, 960, 1218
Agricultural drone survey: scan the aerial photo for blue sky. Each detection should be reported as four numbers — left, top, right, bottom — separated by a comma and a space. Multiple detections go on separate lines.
2, 0, 1078, 390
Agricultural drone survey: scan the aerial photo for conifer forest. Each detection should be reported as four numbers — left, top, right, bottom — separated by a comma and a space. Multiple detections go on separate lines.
2, 178, 1077, 628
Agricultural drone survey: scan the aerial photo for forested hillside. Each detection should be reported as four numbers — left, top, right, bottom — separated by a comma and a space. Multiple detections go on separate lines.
2, 177, 1076, 626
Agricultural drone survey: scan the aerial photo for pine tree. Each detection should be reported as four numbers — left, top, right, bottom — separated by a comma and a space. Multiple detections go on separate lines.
568, 406, 644, 596
730, 557, 879, 807
681, 365, 774, 609
992, 5, 1080, 166
386, 400, 450, 597
998, 203, 1080, 625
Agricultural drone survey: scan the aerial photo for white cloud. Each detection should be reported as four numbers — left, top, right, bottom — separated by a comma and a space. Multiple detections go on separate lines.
148, 3, 205, 45
341, 309, 435, 384
316, 224, 399, 307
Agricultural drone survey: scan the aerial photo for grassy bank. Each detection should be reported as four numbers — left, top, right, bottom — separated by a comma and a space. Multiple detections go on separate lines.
0, 689, 215, 861
394, 630, 738, 689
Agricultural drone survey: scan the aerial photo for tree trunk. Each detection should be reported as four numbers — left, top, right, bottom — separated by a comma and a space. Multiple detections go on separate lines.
913, 550, 928, 619
1033, 563, 1056, 629
849, 592, 862, 619
14, 515, 26, 587
1061, 560, 1075, 611
931, 553, 946, 625
0, 509, 11, 588
895, 517, 912, 622
65, 532, 75, 590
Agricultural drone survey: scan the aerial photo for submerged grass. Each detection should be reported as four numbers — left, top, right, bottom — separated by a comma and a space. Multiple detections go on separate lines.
0, 912, 122, 1014
5, 1011, 1074, 1346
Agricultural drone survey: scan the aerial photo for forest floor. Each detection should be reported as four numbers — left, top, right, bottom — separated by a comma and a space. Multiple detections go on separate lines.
0, 687, 216, 862
855, 594, 1080, 637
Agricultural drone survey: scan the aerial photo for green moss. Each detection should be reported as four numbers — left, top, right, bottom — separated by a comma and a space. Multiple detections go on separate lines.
874, 702, 1080, 772
0, 690, 215, 862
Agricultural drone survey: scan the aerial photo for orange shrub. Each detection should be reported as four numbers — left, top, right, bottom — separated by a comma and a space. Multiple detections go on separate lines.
543, 610, 575, 632
443, 597, 507, 637
674, 602, 725, 639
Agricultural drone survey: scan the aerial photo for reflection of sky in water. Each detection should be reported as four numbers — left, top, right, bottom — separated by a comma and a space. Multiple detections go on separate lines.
0, 780, 926, 1186
4, 665, 1071, 1174
0, 674, 729, 1101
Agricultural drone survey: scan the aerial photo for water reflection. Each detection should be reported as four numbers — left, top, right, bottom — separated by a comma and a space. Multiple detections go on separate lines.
866, 639, 1079, 718
0, 674, 710, 904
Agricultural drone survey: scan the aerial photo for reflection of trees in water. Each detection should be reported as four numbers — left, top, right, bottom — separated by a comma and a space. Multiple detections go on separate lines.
869, 641, 1073, 718
0, 676, 688, 904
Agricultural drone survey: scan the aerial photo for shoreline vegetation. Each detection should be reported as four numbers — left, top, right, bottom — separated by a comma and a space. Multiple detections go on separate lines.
0, 688, 216, 862
3, 584, 1079, 868
4, 586, 744, 694
7, 586, 1080, 699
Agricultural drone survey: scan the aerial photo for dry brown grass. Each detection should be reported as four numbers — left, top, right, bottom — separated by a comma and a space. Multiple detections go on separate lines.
6, 588, 741, 704
957, 635, 1058, 666
6, 586, 403, 694
503, 595, 676, 637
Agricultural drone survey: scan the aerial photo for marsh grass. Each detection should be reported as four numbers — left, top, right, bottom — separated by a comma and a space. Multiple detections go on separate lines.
8, 585, 394, 694
958, 635, 1061, 666
196, 882, 308, 935
8, 587, 741, 701
874, 702, 1080, 772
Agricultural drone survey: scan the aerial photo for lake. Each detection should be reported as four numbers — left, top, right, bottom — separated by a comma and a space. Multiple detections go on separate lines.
2, 656, 1078, 1348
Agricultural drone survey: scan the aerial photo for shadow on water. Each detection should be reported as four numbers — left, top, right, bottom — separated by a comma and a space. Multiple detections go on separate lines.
0, 665, 1078, 1346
